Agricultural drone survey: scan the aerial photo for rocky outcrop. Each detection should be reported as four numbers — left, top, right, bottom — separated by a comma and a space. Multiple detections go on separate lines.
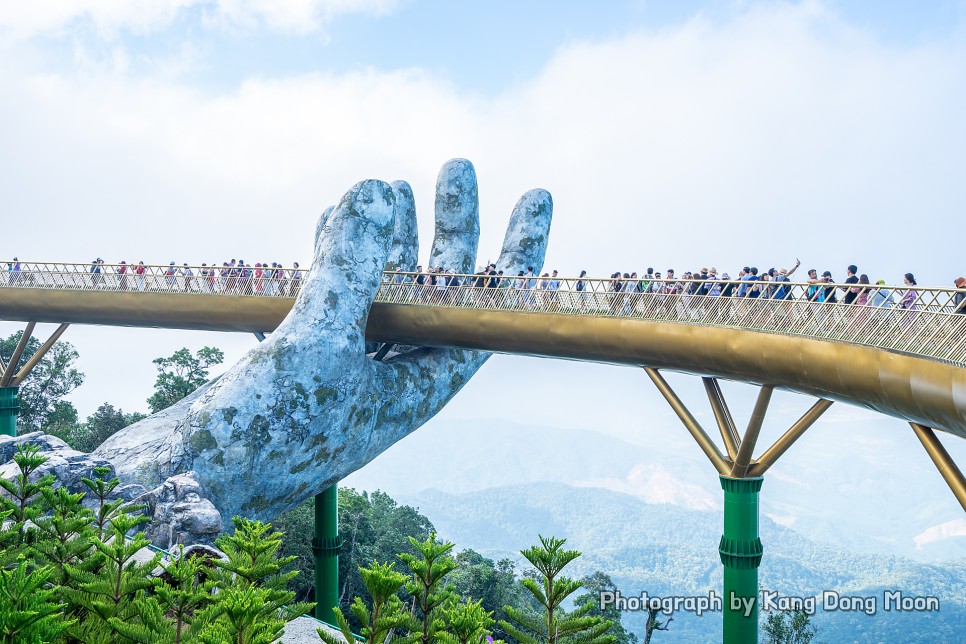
138, 473, 223, 549
0, 432, 144, 504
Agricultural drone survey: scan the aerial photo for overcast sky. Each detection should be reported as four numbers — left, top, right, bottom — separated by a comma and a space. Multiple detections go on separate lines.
2, 1, 966, 527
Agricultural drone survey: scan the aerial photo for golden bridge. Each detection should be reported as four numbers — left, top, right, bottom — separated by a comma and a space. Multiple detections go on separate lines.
3, 260, 965, 643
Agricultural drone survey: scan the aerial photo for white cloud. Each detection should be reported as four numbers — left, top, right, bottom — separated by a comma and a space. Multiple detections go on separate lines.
2, 3, 965, 314
0, 0, 399, 40
208, 0, 398, 34
3, 1, 966, 463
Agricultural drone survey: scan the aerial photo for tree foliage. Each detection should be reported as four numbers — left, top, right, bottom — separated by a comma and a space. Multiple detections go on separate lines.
274, 487, 434, 608
147, 346, 224, 413
573, 572, 639, 644
762, 609, 817, 644
500, 535, 615, 644
400, 532, 459, 643
61, 403, 146, 453
0, 331, 84, 433
0, 444, 313, 644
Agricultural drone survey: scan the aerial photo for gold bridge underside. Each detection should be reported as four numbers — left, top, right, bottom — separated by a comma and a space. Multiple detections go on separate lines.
4, 287, 966, 439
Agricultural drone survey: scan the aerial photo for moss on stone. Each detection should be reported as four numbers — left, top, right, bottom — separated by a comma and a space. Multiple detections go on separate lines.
314, 386, 338, 407
189, 429, 217, 453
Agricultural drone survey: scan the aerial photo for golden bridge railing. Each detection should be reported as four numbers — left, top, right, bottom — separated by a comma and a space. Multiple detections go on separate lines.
1, 261, 302, 297
375, 272, 966, 367
4, 262, 966, 367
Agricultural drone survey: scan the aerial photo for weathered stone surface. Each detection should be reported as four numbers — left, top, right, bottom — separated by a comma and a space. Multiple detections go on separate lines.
282, 616, 346, 643
0, 431, 123, 499
0, 431, 71, 464
68, 159, 555, 527
139, 473, 223, 549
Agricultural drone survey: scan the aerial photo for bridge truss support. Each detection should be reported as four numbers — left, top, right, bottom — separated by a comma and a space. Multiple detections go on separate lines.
910, 423, 966, 512
0, 323, 70, 437
313, 483, 342, 625
644, 368, 832, 644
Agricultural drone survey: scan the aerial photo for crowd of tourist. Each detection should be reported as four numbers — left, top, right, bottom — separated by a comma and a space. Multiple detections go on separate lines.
4, 256, 966, 314
384, 260, 966, 315
4, 257, 303, 296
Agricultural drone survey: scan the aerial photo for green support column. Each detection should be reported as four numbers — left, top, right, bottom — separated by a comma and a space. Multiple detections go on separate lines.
313, 483, 342, 625
0, 387, 18, 437
719, 476, 763, 644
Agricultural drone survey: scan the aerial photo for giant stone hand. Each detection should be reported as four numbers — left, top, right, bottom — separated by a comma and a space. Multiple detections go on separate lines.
94, 159, 552, 522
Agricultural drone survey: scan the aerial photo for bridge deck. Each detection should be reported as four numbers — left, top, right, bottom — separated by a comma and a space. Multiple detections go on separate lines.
3, 264, 966, 437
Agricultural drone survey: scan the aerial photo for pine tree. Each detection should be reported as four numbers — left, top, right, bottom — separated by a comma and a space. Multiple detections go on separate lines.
197, 585, 284, 644
317, 560, 414, 644
109, 545, 215, 643
194, 517, 313, 643
32, 485, 96, 588
81, 466, 129, 541
439, 598, 500, 644
0, 556, 72, 644
399, 532, 458, 643
62, 511, 161, 644
0, 444, 55, 545
499, 535, 615, 644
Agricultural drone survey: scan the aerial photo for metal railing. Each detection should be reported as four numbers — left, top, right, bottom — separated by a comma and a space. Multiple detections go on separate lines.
4, 262, 966, 367
1, 261, 303, 297
376, 272, 966, 367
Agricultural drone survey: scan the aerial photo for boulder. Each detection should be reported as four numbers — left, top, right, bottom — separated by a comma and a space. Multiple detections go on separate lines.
138, 472, 224, 549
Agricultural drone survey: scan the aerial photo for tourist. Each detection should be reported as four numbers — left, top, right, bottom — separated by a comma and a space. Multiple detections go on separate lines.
165, 262, 177, 290
547, 270, 561, 312
842, 265, 860, 305
118, 260, 128, 291
90, 258, 104, 289
183, 263, 195, 292
899, 273, 919, 310
135, 261, 146, 291
706, 268, 721, 297
805, 269, 823, 302
870, 279, 894, 308
575, 269, 587, 311
954, 277, 966, 314
821, 271, 837, 304
854, 274, 871, 306
720, 272, 735, 298
8, 257, 21, 286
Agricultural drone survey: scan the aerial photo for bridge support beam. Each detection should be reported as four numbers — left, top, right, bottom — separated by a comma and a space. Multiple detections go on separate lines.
911, 423, 966, 513
313, 483, 342, 625
644, 368, 731, 475
646, 371, 836, 644
704, 377, 739, 461
720, 476, 764, 644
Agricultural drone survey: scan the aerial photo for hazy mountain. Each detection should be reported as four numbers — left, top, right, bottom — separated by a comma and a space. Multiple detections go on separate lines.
344, 418, 966, 560
396, 482, 966, 644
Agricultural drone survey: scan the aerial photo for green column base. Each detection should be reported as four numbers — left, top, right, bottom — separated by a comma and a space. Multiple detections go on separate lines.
720, 476, 763, 644
314, 484, 341, 625
0, 387, 19, 437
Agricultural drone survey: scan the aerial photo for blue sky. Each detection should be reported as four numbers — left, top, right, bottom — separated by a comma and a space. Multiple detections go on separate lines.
3, 0, 966, 547
15, 1, 966, 93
